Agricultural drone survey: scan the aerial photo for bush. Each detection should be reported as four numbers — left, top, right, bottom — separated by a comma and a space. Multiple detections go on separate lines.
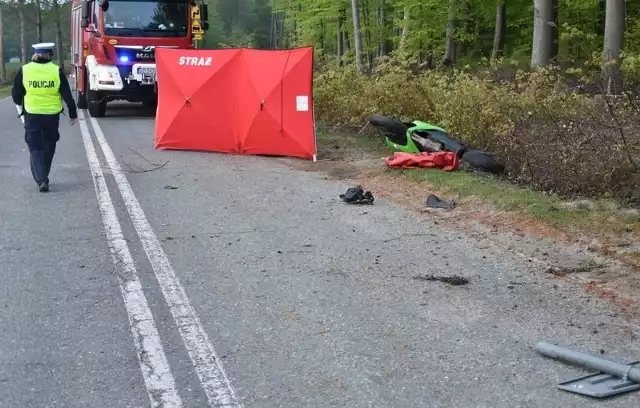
313, 62, 640, 204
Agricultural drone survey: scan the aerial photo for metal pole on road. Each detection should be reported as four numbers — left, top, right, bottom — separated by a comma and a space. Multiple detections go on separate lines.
536, 342, 640, 382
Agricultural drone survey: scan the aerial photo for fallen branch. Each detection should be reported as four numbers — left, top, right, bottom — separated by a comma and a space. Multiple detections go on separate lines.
121, 160, 169, 173
121, 146, 169, 173
356, 121, 370, 135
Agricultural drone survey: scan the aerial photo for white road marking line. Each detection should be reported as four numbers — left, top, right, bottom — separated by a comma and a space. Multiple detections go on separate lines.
87, 115, 243, 408
77, 111, 184, 408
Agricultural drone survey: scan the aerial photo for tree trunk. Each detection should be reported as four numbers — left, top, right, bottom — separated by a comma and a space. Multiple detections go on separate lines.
53, 0, 64, 69
269, 9, 277, 48
531, 0, 558, 68
36, 0, 43, 43
291, 13, 297, 45
19, 0, 27, 64
443, 0, 456, 66
491, 0, 506, 61
422, 43, 434, 70
602, 0, 625, 94
344, 29, 351, 52
319, 19, 325, 57
473, 11, 481, 57
277, 12, 285, 48
455, 1, 472, 57
377, 0, 387, 56
400, 6, 409, 49
337, 10, 344, 66
551, 0, 558, 58
0, 5, 5, 82
343, 13, 351, 52
350, 0, 363, 74
362, 0, 372, 70
339, 7, 350, 54
596, 0, 606, 37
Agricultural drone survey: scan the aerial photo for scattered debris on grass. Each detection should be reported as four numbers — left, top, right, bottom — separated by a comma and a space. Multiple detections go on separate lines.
426, 194, 456, 210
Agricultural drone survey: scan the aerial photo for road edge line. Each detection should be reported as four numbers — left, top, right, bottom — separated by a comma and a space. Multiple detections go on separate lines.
78, 110, 184, 408
88, 116, 243, 407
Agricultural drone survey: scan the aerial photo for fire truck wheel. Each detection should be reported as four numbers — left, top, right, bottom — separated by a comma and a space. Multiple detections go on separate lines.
142, 97, 157, 109
77, 90, 88, 109
87, 90, 107, 118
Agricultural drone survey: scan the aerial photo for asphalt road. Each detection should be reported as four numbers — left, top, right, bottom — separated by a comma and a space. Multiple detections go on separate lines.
1, 96, 640, 408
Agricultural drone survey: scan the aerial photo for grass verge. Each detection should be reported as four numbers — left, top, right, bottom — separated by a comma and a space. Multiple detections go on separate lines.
402, 168, 639, 235
0, 85, 10, 99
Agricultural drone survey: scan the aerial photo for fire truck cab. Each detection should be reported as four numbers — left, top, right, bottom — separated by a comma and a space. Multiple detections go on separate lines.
70, 0, 207, 117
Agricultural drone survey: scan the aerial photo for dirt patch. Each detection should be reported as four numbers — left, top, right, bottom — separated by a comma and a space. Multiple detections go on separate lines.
583, 281, 637, 320
289, 143, 383, 180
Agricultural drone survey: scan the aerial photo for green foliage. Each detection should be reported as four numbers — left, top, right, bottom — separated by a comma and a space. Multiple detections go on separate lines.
0, 84, 10, 97
2, 61, 72, 86
0, 1, 72, 63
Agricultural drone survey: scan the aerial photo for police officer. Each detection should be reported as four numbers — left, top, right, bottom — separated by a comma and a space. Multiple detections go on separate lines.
11, 42, 78, 193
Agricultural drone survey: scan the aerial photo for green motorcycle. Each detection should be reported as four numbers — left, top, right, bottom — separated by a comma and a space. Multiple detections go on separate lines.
368, 114, 505, 175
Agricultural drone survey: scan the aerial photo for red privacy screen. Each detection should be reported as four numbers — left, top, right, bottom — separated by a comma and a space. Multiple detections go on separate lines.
154, 47, 316, 161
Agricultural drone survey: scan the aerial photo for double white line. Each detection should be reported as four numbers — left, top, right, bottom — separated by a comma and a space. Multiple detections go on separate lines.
77, 110, 243, 408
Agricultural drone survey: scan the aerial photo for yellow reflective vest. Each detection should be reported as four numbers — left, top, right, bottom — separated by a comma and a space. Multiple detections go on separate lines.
22, 62, 63, 115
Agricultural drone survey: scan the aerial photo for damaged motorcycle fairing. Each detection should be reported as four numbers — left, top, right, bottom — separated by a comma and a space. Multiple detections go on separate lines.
368, 114, 506, 175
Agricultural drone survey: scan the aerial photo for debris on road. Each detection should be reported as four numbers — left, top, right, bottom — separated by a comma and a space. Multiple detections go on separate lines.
536, 341, 640, 398
122, 147, 169, 173
545, 261, 603, 277
426, 194, 456, 210
412, 274, 469, 286
340, 185, 374, 205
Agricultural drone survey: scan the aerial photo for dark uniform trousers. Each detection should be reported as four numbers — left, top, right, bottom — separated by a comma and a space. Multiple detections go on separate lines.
24, 113, 61, 185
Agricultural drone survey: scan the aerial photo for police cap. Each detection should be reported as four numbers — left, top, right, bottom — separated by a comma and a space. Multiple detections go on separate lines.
32, 42, 55, 54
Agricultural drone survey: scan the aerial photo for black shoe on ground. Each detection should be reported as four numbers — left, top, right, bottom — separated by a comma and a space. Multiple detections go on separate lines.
39, 182, 49, 192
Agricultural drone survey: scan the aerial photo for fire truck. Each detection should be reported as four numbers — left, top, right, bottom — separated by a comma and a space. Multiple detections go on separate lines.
70, 0, 208, 117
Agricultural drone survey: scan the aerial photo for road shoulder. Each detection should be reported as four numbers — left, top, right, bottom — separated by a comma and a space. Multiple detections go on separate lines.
281, 130, 640, 322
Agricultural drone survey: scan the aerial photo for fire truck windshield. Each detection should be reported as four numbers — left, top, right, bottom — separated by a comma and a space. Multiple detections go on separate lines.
102, 0, 188, 37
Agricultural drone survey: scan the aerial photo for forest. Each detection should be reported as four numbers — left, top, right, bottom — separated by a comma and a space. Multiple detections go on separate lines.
0, 0, 639, 203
